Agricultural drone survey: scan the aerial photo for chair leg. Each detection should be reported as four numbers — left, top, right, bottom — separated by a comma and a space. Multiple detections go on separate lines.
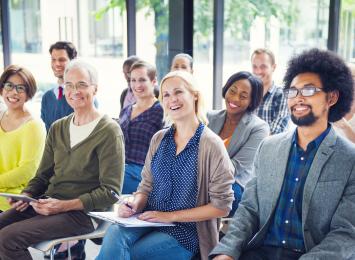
49, 247, 55, 260
67, 241, 72, 260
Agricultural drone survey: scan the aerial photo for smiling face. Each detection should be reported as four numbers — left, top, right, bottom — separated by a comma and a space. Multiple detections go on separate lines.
130, 67, 156, 100
225, 79, 252, 116
51, 49, 70, 80
288, 72, 338, 126
161, 77, 197, 123
252, 53, 275, 91
171, 57, 193, 73
1, 74, 28, 110
64, 67, 97, 111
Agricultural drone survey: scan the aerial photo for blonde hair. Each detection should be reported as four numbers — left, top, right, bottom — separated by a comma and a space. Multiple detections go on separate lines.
159, 70, 208, 125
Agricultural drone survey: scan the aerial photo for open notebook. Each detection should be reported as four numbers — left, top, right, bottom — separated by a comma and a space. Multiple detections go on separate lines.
88, 212, 175, 227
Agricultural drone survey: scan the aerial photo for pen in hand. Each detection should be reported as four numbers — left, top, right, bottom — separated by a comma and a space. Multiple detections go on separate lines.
110, 190, 136, 213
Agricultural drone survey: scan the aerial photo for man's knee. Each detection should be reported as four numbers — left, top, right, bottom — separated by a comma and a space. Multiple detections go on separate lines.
0, 225, 23, 250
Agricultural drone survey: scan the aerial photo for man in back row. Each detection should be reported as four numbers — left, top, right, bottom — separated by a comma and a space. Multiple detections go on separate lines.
41, 41, 77, 131
252, 48, 289, 134
211, 48, 355, 259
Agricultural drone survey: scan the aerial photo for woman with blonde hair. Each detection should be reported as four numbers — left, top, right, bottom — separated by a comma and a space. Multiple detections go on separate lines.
97, 71, 234, 260
0, 65, 46, 212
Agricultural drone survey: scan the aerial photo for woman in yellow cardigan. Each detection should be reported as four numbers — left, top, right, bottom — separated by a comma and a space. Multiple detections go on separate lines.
0, 65, 46, 211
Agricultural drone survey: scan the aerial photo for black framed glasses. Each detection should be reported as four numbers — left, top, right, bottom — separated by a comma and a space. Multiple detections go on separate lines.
3, 82, 27, 94
284, 86, 323, 99
64, 82, 91, 91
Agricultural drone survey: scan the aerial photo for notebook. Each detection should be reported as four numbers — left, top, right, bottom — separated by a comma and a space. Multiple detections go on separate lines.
88, 212, 175, 227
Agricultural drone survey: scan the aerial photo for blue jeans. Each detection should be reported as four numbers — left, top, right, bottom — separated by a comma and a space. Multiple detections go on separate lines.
96, 224, 194, 260
122, 163, 143, 194
228, 182, 244, 217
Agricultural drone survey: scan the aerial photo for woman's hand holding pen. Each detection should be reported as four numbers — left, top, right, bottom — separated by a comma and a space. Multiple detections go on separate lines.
117, 201, 137, 218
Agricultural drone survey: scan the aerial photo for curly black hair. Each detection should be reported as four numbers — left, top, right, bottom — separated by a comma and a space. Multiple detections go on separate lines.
283, 48, 354, 122
222, 71, 263, 112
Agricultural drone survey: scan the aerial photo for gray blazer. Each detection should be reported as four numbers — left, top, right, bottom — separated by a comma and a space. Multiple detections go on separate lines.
207, 110, 269, 187
210, 128, 355, 260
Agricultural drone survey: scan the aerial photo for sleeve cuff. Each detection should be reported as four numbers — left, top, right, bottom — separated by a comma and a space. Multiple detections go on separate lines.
78, 193, 94, 212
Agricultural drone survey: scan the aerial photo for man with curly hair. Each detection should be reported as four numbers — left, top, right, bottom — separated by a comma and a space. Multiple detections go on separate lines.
210, 48, 355, 260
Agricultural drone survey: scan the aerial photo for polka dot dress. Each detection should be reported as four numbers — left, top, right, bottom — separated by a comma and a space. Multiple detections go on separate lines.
147, 123, 204, 254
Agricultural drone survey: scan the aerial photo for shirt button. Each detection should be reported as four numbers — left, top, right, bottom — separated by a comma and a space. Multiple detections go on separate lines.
285, 220, 289, 224
300, 157, 304, 161
295, 178, 299, 182
282, 240, 286, 244
290, 199, 294, 203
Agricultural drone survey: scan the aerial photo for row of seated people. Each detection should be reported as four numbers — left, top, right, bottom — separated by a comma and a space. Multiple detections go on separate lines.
0, 47, 354, 260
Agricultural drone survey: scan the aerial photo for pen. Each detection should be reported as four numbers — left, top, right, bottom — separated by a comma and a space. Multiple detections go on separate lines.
110, 190, 135, 212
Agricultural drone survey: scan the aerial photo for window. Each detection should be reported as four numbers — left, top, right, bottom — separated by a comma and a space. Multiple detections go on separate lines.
10, 0, 127, 118
193, 0, 214, 110
10, 0, 41, 53
223, 0, 330, 87
136, 0, 169, 81
339, 0, 355, 62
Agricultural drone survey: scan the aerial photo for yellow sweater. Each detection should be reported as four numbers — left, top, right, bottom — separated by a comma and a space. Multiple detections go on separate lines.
0, 119, 46, 211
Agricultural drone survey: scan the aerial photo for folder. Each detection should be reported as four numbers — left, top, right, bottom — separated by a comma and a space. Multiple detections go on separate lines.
88, 212, 175, 227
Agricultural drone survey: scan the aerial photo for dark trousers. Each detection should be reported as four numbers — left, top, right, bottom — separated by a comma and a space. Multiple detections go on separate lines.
0, 207, 94, 260
240, 246, 303, 260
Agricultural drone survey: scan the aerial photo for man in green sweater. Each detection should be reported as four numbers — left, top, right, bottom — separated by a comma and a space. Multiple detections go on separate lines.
0, 59, 125, 260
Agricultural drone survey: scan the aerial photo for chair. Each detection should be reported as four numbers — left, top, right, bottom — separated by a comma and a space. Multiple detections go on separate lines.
30, 220, 111, 260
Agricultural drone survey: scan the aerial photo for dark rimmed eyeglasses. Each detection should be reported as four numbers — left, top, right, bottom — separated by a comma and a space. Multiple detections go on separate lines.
284, 86, 323, 99
3, 82, 27, 94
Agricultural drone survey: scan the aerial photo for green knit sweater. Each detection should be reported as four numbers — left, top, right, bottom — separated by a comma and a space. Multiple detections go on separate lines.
23, 114, 125, 212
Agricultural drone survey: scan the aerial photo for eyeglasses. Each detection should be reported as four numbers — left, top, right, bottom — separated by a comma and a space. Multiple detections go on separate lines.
64, 82, 91, 91
3, 82, 27, 94
284, 86, 323, 99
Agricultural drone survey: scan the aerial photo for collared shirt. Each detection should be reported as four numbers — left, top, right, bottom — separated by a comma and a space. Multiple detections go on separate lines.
119, 101, 164, 165
122, 87, 136, 109
147, 123, 204, 253
264, 125, 331, 251
256, 84, 289, 134
53, 85, 64, 99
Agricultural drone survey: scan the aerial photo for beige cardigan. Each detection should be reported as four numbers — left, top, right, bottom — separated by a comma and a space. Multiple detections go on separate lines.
137, 126, 235, 259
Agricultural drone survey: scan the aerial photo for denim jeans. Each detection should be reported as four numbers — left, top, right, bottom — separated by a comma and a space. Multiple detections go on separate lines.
228, 182, 244, 217
122, 163, 143, 195
96, 224, 194, 260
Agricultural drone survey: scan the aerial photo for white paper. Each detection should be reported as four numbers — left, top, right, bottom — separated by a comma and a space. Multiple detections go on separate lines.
88, 212, 175, 227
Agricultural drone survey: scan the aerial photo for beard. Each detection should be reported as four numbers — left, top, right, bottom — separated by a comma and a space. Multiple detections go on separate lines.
291, 110, 317, 126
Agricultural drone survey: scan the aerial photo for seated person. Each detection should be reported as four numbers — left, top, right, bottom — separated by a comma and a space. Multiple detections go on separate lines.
0, 65, 46, 212
96, 71, 234, 260
210, 49, 355, 260
207, 71, 269, 217
120, 55, 141, 109
333, 63, 355, 143
170, 53, 193, 73
119, 61, 164, 194
0, 60, 125, 260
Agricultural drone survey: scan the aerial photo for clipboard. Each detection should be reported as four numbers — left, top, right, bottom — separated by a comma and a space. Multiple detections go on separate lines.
88, 212, 175, 227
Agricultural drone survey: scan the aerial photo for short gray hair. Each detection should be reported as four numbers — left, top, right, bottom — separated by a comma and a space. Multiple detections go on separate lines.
64, 59, 98, 85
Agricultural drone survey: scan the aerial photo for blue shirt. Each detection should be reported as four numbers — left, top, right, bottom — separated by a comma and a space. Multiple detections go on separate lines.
119, 101, 164, 165
147, 123, 204, 253
264, 125, 331, 251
